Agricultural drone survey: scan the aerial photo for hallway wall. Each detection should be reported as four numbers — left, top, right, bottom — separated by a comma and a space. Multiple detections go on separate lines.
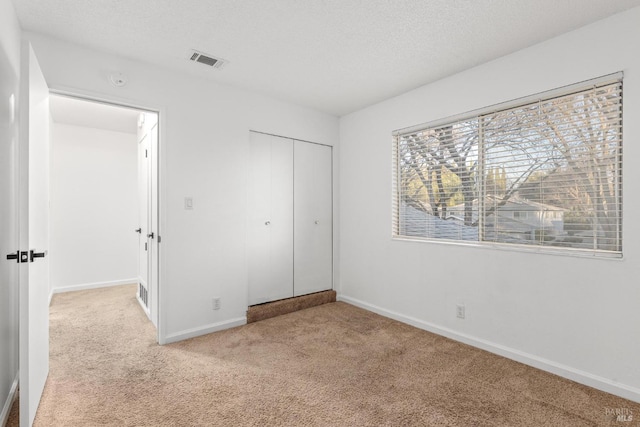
50, 122, 138, 293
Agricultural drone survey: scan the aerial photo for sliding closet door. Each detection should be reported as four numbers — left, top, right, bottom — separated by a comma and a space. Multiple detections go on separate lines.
293, 141, 332, 296
248, 132, 294, 305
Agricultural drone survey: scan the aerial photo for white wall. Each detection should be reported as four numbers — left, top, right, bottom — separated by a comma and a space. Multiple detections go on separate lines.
0, 0, 21, 422
50, 122, 138, 292
24, 32, 340, 343
338, 7, 640, 402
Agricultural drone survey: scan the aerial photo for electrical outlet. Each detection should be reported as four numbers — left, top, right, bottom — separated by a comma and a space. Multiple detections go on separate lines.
456, 304, 465, 319
212, 297, 221, 311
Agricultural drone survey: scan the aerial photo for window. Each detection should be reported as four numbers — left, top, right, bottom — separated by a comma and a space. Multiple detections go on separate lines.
393, 74, 622, 257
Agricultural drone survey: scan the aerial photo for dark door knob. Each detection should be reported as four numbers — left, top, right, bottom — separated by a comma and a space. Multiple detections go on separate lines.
135, 228, 142, 233
6, 251, 19, 263
147, 232, 154, 239
30, 250, 47, 262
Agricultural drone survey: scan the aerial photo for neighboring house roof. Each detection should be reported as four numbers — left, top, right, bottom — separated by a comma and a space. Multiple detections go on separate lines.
487, 215, 546, 234
399, 203, 478, 241
486, 195, 567, 212
400, 194, 565, 244
448, 195, 566, 214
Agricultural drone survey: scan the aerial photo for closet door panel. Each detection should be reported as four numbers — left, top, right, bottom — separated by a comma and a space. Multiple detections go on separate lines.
248, 133, 294, 305
294, 141, 332, 296
268, 137, 294, 298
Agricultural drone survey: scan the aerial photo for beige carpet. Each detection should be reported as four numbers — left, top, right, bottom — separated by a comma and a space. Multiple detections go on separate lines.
7, 284, 639, 426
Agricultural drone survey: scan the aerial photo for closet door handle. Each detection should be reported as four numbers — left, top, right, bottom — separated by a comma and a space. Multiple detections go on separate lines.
148, 232, 155, 239
135, 228, 142, 234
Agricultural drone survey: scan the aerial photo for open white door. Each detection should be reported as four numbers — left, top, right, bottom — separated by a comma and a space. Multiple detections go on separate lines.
19, 42, 50, 427
149, 121, 159, 327
0, 26, 19, 426
136, 131, 150, 317
136, 112, 159, 328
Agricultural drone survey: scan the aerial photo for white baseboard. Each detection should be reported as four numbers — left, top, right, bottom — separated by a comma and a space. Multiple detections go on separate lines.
338, 294, 640, 403
52, 278, 138, 295
0, 371, 19, 427
162, 317, 247, 345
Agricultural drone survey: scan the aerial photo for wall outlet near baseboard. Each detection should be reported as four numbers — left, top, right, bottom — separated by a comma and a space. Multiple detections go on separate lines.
456, 304, 465, 319
212, 297, 221, 310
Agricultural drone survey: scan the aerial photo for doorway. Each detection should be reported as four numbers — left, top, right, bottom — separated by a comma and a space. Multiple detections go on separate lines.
48, 94, 160, 331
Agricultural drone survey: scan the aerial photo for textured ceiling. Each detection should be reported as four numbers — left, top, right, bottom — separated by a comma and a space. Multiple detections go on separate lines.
13, 0, 640, 116
50, 95, 140, 134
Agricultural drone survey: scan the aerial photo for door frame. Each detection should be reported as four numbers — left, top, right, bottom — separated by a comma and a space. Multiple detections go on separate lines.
48, 87, 166, 344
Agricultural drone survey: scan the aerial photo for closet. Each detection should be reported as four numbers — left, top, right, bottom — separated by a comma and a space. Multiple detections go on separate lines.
248, 131, 332, 306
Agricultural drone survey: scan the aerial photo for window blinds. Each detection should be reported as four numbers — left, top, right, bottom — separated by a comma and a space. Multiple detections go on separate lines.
393, 75, 622, 257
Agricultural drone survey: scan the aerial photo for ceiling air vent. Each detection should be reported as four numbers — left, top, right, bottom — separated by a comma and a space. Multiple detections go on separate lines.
189, 50, 227, 70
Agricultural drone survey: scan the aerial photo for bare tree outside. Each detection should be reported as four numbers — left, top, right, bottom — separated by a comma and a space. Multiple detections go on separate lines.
396, 81, 622, 253
398, 120, 478, 223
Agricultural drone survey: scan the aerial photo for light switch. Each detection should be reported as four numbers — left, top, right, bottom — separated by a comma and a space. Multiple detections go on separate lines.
184, 197, 193, 210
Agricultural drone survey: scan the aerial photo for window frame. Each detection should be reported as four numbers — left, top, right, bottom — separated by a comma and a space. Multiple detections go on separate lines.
392, 72, 623, 259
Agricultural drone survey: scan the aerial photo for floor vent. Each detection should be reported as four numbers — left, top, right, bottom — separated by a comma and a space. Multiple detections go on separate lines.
188, 50, 227, 69
138, 283, 148, 308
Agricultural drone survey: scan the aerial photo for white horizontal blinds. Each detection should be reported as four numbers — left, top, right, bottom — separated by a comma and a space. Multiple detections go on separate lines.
396, 118, 479, 241
392, 135, 400, 236
480, 82, 622, 254
393, 75, 622, 256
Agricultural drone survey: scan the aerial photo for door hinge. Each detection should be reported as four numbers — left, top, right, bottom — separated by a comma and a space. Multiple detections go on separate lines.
158, 235, 161, 243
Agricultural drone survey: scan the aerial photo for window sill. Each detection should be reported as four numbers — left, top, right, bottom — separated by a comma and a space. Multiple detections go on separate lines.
391, 235, 623, 260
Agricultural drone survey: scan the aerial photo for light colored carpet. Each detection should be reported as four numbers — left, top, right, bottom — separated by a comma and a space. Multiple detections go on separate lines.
7, 284, 639, 426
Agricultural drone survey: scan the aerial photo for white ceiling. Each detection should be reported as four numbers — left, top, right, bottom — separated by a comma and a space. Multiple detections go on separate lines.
49, 95, 140, 134
13, 0, 640, 116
